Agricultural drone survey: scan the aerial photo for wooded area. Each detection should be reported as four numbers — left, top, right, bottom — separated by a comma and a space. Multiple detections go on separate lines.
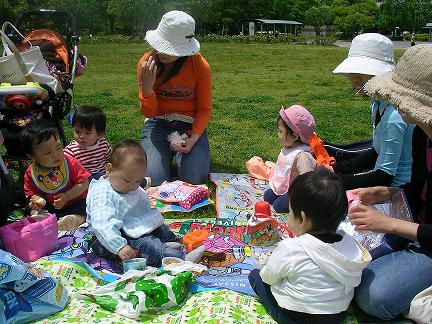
1, 0, 431, 38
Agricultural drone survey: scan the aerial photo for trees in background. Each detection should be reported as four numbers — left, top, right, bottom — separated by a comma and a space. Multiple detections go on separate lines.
0, 0, 431, 38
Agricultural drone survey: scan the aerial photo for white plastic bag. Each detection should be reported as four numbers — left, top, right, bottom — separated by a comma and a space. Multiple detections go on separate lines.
0, 22, 63, 93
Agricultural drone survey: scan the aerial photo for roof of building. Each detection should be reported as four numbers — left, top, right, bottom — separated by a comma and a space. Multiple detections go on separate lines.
245, 19, 302, 25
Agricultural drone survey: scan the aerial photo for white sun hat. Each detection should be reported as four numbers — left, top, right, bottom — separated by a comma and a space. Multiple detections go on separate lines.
145, 11, 200, 57
333, 33, 396, 76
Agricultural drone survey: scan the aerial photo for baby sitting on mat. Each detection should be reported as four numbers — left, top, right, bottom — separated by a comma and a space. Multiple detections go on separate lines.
86, 139, 204, 267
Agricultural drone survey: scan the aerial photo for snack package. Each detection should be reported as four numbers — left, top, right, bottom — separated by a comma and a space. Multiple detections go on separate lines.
0, 249, 68, 324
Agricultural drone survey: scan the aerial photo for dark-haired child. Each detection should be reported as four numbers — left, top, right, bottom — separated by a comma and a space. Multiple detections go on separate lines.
21, 119, 90, 230
64, 105, 112, 180
86, 139, 205, 267
249, 168, 371, 324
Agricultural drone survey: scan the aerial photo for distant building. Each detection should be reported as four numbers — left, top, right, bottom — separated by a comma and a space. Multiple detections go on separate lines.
241, 19, 303, 36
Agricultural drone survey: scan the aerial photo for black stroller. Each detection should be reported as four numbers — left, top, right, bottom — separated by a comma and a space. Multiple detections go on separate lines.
0, 9, 85, 217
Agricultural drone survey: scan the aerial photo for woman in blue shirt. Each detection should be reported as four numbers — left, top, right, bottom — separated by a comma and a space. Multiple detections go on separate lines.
332, 33, 414, 190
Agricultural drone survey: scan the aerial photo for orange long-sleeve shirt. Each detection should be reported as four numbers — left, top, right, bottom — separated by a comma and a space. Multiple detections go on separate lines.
137, 52, 212, 136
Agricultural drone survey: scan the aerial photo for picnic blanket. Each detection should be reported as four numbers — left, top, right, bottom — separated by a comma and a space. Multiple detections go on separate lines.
32, 258, 278, 324
210, 173, 268, 220
166, 218, 257, 296
211, 173, 414, 251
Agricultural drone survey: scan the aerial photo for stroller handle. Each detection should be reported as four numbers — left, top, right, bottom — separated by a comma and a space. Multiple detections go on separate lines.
15, 9, 77, 35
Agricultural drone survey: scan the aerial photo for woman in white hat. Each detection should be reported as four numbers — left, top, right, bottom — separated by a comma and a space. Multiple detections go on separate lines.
138, 11, 211, 186
349, 45, 432, 321
332, 33, 414, 190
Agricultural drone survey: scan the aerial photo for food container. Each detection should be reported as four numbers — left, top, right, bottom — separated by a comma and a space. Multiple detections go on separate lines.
162, 257, 184, 267
122, 257, 147, 272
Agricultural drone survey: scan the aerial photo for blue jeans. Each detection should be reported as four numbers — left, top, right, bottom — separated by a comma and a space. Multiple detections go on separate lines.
91, 224, 185, 267
140, 118, 210, 186
264, 189, 289, 213
355, 244, 432, 320
248, 269, 346, 324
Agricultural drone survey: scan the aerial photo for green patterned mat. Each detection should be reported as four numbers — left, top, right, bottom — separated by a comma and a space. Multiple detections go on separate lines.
32, 247, 358, 323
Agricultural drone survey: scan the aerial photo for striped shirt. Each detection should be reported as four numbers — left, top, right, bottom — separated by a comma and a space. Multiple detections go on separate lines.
64, 138, 112, 174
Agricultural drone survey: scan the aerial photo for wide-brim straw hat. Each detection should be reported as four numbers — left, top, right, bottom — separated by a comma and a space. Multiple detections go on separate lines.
333, 33, 395, 76
365, 44, 432, 125
145, 11, 200, 57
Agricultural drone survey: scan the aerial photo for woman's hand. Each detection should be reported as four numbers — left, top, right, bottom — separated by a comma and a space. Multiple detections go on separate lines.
349, 203, 393, 233
141, 55, 157, 97
351, 186, 396, 205
171, 134, 199, 154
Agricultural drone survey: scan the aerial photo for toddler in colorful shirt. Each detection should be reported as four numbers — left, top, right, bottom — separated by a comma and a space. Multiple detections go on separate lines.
21, 120, 90, 230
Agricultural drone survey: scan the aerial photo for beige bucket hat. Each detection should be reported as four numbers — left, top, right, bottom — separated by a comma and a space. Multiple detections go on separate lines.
365, 45, 432, 125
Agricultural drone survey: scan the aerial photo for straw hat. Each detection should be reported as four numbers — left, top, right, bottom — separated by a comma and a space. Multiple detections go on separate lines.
365, 45, 432, 125
145, 11, 200, 57
333, 33, 395, 76
279, 105, 316, 144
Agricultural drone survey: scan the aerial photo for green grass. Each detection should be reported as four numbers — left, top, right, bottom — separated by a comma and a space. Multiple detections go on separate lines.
68, 43, 404, 218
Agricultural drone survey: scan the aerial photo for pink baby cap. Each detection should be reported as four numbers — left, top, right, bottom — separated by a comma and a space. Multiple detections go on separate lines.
279, 105, 316, 144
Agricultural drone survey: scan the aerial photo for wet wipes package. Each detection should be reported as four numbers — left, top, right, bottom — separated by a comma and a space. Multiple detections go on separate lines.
0, 249, 68, 323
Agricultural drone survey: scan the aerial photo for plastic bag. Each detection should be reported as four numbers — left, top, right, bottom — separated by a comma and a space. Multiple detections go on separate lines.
0, 249, 68, 323
79, 268, 194, 319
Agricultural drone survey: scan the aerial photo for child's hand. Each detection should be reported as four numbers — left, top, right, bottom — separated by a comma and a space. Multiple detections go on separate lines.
29, 195, 46, 211
118, 245, 138, 261
53, 193, 70, 209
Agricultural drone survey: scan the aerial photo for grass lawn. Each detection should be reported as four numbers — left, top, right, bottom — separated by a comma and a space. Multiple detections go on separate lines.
69, 43, 404, 217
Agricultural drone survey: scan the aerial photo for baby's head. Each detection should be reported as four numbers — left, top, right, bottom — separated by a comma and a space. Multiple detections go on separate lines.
287, 168, 348, 236
333, 33, 395, 96
20, 119, 64, 168
72, 105, 106, 148
106, 139, 147, 193
278, 105, 316, 148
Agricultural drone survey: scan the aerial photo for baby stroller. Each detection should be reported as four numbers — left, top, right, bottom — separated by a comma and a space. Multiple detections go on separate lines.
0, 9, 86, 214
324, 139, 373, 162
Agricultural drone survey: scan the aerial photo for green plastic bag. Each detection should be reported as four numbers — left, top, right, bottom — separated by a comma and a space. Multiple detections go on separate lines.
79, 267, 194, 319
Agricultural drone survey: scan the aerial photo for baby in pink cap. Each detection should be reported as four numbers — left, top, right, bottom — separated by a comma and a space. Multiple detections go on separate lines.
264, 105, 317, 213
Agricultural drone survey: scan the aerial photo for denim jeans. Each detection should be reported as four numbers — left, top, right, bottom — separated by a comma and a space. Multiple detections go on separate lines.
91, 224, 185, 267
355, 244, 432, 320
140, 118, 210, 186
263, 189, 289, 213
248, 269, 346, 324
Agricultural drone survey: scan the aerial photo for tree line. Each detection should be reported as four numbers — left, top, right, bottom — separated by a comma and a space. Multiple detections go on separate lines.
1, 0, 431, 38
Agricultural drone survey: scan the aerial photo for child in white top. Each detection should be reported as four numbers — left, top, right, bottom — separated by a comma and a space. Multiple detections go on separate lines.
264, 105, 316, 213
64, 105, 112, 181
249, 168, 371, 323
86, 140, 204, 267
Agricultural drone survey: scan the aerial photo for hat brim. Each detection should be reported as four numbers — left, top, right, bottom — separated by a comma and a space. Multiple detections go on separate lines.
333, 56, 395, 76
365, 73, 432, 125
145, 30, 200, 57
